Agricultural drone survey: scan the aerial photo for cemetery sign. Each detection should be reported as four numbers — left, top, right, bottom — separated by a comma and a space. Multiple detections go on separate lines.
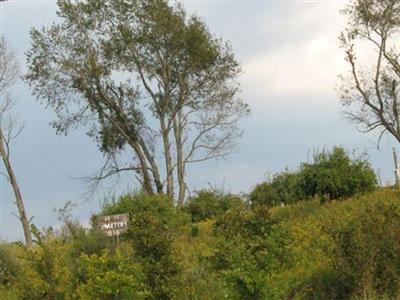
96, 213, 129, 237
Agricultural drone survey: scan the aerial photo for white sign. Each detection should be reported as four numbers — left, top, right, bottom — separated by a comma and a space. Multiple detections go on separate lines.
96, 213, 129, 237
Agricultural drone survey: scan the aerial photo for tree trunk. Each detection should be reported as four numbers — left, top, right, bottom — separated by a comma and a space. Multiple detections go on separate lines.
0, 129, 32, 247
173, 113, 186, 206
160, 118, 174, 198
132, 143, 154, 194
136, 137, 163, 194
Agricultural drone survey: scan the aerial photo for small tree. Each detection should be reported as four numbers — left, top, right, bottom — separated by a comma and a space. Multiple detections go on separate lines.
339, 0, 400, 145
0, 37, 32, 247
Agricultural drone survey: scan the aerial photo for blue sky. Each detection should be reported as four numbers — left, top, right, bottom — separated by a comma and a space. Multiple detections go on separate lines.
0, 0, 397, 241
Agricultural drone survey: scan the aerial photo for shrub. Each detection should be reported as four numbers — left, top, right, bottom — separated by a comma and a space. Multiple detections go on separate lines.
15, 226, 76, 300
250, 147, 377, 207
211, 205, 292, 299
298, 146, 377, 200
77, 249, 148, 300
326, 203, 400, 299
183, 189, 244, 222
0, 243, 20, 286
250, 171, 301, 207
101, 192, 189, 300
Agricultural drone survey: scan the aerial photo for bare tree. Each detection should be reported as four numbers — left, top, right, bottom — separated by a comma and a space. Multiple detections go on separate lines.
0, 37, 32, 246
339, 0, 400, 145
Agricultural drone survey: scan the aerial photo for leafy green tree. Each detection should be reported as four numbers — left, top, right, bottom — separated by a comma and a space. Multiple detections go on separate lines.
25, 0, 248, 204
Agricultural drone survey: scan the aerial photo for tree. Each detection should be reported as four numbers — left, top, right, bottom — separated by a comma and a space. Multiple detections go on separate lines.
25, 0, 249, 205
339, 0, 400, 145
0, 37, 33, 246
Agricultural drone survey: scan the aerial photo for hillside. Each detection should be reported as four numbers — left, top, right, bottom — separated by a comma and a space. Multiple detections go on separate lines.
1, 188, 400, 299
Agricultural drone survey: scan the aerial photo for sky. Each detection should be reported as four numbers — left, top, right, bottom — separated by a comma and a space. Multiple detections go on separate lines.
0, 0, 397, 242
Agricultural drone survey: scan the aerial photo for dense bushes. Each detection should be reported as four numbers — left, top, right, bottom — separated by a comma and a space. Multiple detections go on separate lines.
250, 171, 301, 207
183, 189, 244, 222
298, 147, 377, 200
2, 188, 400, 299
267, 188, 400, 299
0, 243, 20, 286
211, 205, 292, 299
326, 203, 400, 299
77, 249, 148, 299
250, 146, 377, 207
101, 193, 189, 300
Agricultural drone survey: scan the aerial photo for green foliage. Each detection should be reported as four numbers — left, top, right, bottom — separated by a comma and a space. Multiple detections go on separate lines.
298, 146, 377, 200
250, 147, 377, 207
326, 203, 400, 299
0, 243, 20, 286
211, 205, 292, 299
77, 249, 148, 300
16, 226, 76, 300
250, 171, 301, 207
102, 193, 190, 300
3, 189, 400, 299
183, 189, 244, 222
267, 188, 400, 299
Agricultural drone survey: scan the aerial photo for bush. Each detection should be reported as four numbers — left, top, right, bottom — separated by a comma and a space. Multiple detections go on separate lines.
183, 189, 244, 222
298, 146, 377, 200
250, 171, 301, 207
77, 249, 148, 300
0, 243, 20, 286
326, 203, 400, 299
15, 226, 76, 300
267, 188, 400, 299
211, 205, 292, 299
250, 147, 377, 207
101, 192, 189, 300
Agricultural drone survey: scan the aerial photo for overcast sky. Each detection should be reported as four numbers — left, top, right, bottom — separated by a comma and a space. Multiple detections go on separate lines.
0, 0, 397, 242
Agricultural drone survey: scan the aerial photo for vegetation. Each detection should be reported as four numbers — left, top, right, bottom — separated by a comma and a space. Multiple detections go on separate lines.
2, 0, 400, 299
24, 0, 249, 204
250, 146, 377, 207
2, 188, 400, 299
183, 189, 243, 222
339, 0, 400, 144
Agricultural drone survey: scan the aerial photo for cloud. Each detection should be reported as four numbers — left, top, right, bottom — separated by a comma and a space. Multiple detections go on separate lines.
241, 3, 348, 98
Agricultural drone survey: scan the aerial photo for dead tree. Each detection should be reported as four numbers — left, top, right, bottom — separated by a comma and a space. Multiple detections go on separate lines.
0, 38, 32, 247
339, 0, 400, 145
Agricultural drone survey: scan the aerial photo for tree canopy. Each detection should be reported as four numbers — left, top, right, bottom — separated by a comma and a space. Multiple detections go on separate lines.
25, 0, 249, 204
